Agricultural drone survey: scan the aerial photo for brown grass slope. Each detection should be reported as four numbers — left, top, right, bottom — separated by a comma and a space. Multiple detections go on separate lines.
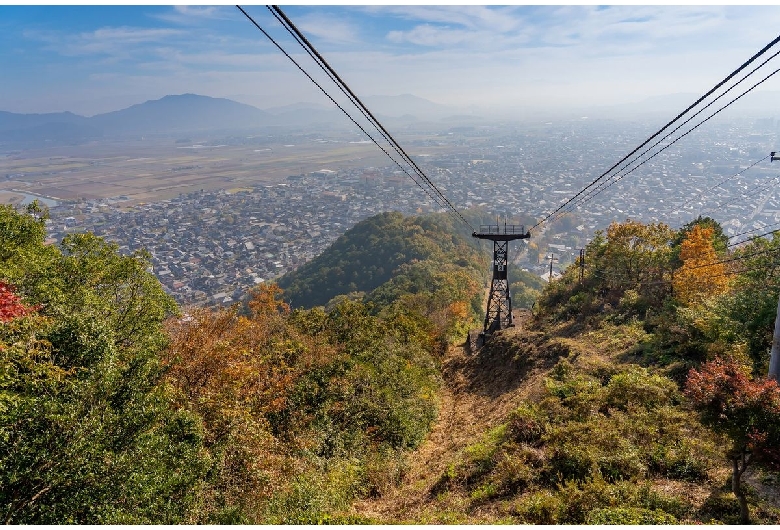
350, 310, 780, 524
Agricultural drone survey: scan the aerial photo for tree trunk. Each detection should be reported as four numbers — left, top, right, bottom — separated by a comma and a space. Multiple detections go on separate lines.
732, 454, 751, 524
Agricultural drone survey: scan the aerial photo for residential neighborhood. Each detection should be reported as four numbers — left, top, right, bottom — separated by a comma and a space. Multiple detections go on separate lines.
41, 117, 779, 306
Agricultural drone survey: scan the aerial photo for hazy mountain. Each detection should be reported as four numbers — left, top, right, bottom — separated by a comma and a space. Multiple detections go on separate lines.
593, 90, 780, 119
0, 121, 103, 146
4, 90, 773, 150
0, 110, 89, 132
0, 93, 468, 148
90, 93, 271, 134
0, 94, 274, 147
364, 93, 458, 119
0, 111, 100, 147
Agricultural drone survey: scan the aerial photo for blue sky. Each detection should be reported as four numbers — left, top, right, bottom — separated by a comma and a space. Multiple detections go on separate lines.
2, 5, 780, 116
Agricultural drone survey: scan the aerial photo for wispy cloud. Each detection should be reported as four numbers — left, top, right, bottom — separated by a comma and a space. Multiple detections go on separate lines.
174, 6, 217, 18
292, 13, 361, 45
371, 5, 736, 56
368, 5, 523, 33
387, 25, 470, 48
25, 26, 186, 59
151, 5, 237, 24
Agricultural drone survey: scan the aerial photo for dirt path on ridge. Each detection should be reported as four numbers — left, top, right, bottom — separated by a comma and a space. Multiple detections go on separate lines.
351, 312, 548, 522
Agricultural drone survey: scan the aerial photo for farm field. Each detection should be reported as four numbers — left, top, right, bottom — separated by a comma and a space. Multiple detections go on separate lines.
0, 135, 443, 205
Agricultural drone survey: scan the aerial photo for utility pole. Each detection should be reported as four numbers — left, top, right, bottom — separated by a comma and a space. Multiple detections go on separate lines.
548, 253, 559, 282
770, 291, 780, 381
769, 151, 780, 381
472, 223, 530, 345
578, 249, 585, 282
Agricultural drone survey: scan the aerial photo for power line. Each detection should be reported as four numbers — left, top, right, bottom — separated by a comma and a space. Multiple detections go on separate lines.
532, 33, 780, 231
264, 7, 443, 210
727, 220, 780, 244
675, 155, 771, 219
589, 49, 780, 222
702, 175, 780, 219
553, 67, 780, 224
267, 6, 473, 231
729, 227, 780, 248
234, 5, 453, 218
550, 65, 780, 224
236, 5, 474, 231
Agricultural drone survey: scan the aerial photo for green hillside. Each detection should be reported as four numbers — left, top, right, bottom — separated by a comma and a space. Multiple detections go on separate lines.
276, 211, 487, 310
347, 217, 780, 524
4, 203, 780, 524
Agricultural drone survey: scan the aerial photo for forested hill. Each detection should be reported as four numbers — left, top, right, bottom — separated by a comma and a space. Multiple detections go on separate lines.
276, 211, 486, 310
5, 200, 780, 524
0, 203, 490, 524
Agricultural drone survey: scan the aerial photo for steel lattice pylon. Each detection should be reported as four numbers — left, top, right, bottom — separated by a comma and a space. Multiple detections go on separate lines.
472, 224, 530, 342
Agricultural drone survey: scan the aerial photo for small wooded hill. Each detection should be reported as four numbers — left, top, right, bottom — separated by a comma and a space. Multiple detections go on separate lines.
277, 211, 485, 309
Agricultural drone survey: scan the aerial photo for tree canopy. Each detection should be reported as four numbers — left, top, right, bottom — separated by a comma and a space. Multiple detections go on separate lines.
0, 203, 205, 524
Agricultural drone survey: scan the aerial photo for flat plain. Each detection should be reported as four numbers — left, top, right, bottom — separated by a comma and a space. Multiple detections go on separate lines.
0, 135, 448, 205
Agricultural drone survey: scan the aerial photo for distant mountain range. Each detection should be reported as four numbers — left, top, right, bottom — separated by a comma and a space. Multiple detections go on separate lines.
0, 93, 461, 149
593, 90, 780, 119
2, 90, 777, 149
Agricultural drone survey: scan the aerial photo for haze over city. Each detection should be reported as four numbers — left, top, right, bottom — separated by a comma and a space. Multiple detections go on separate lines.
3, 4, 780, 117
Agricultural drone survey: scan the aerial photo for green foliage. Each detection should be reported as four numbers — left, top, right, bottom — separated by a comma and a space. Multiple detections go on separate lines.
509, 270, 546, 310
697, 492, 741, 523
278, 299, 440, 455
277, 211, 487, 316
700, 233, 780, 371
537, 220, 676, 326
0, 204, 205, 524
585, 506, 678, 524
437, 359, 718, 520
510, 477, 686, 524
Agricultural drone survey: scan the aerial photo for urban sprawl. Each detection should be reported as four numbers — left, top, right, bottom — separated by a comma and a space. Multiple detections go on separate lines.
32, 117, 780, 306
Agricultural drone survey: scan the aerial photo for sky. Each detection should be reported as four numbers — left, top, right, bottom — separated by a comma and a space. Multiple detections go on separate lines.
2, 4, 780, 117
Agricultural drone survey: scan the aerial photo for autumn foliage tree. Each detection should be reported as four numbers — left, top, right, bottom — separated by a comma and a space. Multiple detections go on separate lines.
0, 281, 36, 322
600, 220, 675, 290
673, 225, 730, 306
162, 284, 335, 521
163, 285, 441, 523
537, 219, 676, 322
686, 357, 780, 523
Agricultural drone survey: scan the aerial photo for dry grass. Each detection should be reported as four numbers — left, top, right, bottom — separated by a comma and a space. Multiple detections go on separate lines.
351, 314, 558, 523
349, 310, 780, 524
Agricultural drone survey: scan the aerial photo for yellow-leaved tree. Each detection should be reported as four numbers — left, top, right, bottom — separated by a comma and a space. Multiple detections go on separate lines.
673, 225, 730, 305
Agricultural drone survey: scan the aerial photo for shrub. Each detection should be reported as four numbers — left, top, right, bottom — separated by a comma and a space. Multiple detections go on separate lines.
585, 506, 678, 524
697, 493, 740, 523
603, 366, 678, 411
646, 440, 709, 481
506, 404, 546, 446
511, 490, 562, 524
